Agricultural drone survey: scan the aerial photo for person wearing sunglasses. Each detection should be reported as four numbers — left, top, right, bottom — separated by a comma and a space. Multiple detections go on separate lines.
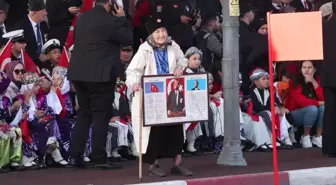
2, 29, 27, 61
5, 61, 25, 101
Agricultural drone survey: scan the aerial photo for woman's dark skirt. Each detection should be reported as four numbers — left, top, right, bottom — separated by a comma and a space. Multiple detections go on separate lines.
143, 124, 184, 164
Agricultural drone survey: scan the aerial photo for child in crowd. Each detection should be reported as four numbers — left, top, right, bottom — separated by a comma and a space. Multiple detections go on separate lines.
40, 39, 62, 77
21, 72, 68, 168
249, 68, 293, 149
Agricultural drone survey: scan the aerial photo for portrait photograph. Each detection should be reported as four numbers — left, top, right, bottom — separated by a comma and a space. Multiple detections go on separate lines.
166, 78, 186, 118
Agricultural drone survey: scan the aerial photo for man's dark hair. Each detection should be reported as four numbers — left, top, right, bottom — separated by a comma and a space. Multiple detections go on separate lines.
201, 14, 218, 28
95, 0, 110, 5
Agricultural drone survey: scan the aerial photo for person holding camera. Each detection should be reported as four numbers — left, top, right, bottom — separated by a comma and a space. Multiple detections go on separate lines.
67, 0, 133, 170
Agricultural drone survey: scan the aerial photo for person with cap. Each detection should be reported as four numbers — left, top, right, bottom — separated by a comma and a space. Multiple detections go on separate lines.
321, 0, 336, 157
116, 45, 134, 82
14, 0, 49, 68
249, 68, 294, 149
2, 29, 27, 61
126, 17, 192, 177
67, 0, 132, 170
39, 39, 62, 78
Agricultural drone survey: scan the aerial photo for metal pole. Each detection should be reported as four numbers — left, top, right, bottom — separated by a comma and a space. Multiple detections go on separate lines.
217, 0, 247, 166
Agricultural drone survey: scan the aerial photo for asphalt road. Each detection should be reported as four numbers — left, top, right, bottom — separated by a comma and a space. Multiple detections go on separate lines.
1, 148, 335, 185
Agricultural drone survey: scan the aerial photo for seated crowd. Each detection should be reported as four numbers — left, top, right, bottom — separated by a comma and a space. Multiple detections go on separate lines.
0, 0, 328, 175
0, 37, 324, 174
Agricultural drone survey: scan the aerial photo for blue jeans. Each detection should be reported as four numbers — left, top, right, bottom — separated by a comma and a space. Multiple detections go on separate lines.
290, 105, 324, 128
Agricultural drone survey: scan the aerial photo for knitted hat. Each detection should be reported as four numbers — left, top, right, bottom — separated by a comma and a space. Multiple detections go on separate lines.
249, 67, 268, 82
185, 47, 202, 59
145, 18, 166, 35
52, 66, 67, 77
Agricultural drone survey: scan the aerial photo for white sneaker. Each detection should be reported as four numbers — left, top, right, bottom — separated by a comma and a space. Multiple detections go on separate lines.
187, 141, 197, 153
112, 149, 121, 158
312, 136, 322, 148
283, 137, 293, 146
300, 135, 312, 148
10, 162, 20, 167
83, 156, 90, 162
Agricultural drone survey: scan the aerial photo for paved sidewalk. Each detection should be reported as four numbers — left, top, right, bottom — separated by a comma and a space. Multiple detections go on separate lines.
2, 148, 336, 185
131, 166, 336, 185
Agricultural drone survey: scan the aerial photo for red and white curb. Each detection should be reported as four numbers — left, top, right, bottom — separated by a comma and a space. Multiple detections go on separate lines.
130, 166, 336, 185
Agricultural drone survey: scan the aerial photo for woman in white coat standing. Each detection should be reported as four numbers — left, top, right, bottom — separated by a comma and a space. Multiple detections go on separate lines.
126, 18, 192, 177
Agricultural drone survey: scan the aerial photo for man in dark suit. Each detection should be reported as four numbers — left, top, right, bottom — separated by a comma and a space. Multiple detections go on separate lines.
290, 0, 313, 11
68, 0, 133, 169
191, 80, 199, 90
15, 0, 49, 67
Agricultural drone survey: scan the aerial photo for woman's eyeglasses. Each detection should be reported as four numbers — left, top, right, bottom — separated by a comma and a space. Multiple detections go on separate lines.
14, 69, 26, 75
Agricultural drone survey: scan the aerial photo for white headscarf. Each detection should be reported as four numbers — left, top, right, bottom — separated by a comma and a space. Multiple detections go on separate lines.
46, 71, 70, 115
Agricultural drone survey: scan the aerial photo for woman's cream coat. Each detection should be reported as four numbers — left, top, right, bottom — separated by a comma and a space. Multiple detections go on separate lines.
125, 40, 187, 153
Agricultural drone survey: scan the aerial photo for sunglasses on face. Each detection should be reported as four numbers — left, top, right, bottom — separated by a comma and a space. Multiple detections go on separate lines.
14, 69, 26, 75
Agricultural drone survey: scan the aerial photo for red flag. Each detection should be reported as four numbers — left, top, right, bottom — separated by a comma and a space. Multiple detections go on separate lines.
82, 0, 95, 12
0, 39, 12, 70
21, 49, 40, 75
150, 83, 159, 92
58, 46, 69, 68
19, 119, 32, 144
55, 88, 66, 118
64, 27, 74, 50
65, 0, 94, 49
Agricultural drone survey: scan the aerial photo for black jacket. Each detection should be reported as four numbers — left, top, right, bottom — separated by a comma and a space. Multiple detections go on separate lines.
67, 5, 133, 82
5, 0, 29, 30
46, 0, 74, 47
14, 16, 50, 67
321, 18, 336, 88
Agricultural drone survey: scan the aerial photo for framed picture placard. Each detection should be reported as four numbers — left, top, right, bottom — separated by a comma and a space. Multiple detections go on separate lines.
142, 73, 209, 127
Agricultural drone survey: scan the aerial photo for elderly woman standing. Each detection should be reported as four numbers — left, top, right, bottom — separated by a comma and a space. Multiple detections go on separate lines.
126, 18, 192, 177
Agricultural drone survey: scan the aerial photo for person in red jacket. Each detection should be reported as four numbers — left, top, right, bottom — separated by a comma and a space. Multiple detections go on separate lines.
287, 60, 324, 148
